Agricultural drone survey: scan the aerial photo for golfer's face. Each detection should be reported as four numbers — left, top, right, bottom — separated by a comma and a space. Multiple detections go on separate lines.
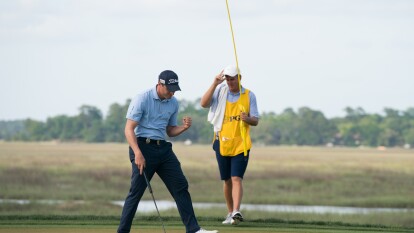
159, 84, 175, 99
225, 76, 240, 92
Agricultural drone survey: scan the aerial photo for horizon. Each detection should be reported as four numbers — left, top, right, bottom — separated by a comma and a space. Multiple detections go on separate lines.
1, 96, 412, 122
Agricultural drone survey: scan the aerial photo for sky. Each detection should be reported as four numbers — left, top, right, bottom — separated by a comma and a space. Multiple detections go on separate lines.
1, 0, 413, 121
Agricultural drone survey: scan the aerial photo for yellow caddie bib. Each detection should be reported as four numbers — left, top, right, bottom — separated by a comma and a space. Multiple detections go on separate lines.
217, 89, 252, 156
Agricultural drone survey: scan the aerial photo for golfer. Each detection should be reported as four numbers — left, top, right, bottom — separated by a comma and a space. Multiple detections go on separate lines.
200, 65, 259, 225
117, 70, 218, 233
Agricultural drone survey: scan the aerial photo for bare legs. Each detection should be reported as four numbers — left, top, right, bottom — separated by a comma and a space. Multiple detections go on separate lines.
223, 176, 243, 213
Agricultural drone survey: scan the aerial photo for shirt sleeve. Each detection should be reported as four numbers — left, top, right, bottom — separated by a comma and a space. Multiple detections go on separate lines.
126, 93, 144, 122
249, 91, 260, 118
168, 98, 179, 126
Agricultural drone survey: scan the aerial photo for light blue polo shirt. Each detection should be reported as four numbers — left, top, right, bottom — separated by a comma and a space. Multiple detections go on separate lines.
126, 86, 179, 140
210, 84, 260, 118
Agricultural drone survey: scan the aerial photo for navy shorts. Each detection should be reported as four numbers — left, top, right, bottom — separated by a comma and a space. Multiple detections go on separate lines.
213, 139, 250, 180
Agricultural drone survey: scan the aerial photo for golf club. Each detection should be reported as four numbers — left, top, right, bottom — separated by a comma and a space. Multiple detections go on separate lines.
143, 170, 167, 233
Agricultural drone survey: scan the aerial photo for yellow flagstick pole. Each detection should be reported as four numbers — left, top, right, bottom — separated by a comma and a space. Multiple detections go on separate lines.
225, 0, 241, 91
225, 0, 247, 156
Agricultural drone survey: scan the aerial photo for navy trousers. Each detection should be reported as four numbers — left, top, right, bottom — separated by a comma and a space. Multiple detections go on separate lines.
117, 140, 200, 233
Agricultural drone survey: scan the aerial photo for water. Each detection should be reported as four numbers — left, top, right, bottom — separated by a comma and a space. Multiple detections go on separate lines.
3, 199, 408, 215
111, 200, 412, 214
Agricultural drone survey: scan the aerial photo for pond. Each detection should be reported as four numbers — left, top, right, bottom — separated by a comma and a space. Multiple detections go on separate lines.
1, 199, 411, 215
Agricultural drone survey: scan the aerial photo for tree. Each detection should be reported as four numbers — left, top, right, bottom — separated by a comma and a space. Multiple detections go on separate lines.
344, 107, 366, 122
0, 120, 25, 140
357, 114, 383, 146
295, 107, 337, 145
45, 115, 70, 140
23, 119, 47, 141
4, 99, 413, 147
380, 108, 406, 146
273, 108, 299, 145
252, 112, 280, 145
78, 105, 104, 142
104, 100, 130, 142
176, 98, 211, 143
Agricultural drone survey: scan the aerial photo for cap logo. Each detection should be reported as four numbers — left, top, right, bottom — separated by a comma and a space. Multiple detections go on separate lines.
160, 78, 178, 85
168, 79, 178, 84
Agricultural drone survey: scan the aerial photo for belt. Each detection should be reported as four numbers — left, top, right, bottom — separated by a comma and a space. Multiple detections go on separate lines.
137, 137, 166, 145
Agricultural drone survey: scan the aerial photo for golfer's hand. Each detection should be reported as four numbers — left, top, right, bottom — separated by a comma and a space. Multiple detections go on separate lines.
240, 111, 249, 122
134, 152, 146, 175
213, 70, 225, 86
183, 116, 192, 129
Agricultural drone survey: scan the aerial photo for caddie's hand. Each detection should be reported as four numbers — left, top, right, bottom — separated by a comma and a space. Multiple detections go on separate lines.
240, 111, 249, 122
183, 116, 192, 129
213, 70, 225, 86
134, 152, 146, 175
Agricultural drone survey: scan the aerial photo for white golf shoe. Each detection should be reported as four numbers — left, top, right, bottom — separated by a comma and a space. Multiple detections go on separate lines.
195, 228, 218, 233
222, 213, 232, 224
231, 211, 244, 225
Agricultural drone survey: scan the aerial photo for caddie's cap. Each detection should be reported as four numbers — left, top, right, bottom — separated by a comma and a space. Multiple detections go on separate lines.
159, 70, 181, 92
223, 65, 240, 77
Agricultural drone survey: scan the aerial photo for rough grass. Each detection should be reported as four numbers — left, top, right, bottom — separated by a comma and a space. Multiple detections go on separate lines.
1, 142, 414, 228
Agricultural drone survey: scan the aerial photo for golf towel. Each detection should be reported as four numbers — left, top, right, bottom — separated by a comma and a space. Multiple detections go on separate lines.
208, 84, 228, 132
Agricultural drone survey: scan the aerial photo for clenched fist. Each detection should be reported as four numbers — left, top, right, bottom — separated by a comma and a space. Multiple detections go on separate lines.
182, 116, 192, 129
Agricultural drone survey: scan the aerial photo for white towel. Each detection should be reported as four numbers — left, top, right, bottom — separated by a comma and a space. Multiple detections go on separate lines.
208, 85, 228, 132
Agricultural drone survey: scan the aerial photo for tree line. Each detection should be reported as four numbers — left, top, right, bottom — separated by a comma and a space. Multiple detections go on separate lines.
1, 99, 414, 148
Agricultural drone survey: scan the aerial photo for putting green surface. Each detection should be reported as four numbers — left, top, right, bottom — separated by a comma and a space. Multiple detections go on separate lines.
0, 225, 411, 233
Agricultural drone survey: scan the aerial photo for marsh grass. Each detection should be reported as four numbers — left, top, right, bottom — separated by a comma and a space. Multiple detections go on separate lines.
1, 142, 414, 227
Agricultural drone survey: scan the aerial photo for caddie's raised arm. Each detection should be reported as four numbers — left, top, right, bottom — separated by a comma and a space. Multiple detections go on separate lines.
200, 70, 225, 108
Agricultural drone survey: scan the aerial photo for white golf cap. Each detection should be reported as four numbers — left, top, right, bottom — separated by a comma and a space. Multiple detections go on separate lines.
223, 65, 240, 77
